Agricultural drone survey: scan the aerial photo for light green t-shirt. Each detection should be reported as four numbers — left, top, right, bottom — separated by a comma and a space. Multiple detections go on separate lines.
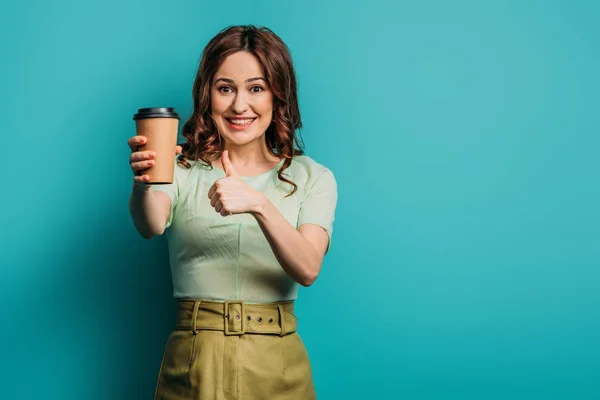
151, 155, 337, 303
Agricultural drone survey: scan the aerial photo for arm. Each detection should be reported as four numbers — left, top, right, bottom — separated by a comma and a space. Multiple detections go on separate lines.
251, 198, 329, 287
210, 152, 336, 285
128, 183, 172, 239
127, 137, 181, 239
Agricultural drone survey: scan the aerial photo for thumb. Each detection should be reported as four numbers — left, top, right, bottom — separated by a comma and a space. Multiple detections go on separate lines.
222, 150, 238, 177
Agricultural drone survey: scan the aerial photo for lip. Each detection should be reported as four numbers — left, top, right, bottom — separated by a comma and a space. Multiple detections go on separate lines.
225, 117, 257, 131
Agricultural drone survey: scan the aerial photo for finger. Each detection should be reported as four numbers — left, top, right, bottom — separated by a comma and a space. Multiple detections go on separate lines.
128, 135, 147, 151
208, 183, 216, 199
175, 145, 183, 154
133, 175, 150, 183
215, 199, 233, 216
221, 150, 237, 177
130, 150, 156, 163
210, 192, 220, 207
208, 179, 225, 199
131, 160, 155, 172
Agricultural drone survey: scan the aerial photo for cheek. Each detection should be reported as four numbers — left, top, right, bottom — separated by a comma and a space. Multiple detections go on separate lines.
256, 97, 274, 118
210, 93, 228, 116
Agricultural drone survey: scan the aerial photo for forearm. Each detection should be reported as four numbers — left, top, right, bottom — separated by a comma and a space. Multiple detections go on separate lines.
128, 183, 165, 238
252, 197, 322, 287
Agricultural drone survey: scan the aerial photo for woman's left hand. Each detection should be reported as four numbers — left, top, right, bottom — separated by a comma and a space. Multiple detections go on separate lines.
208, 150, 266, 216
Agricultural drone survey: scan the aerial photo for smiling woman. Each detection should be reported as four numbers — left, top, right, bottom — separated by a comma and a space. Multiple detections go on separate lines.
210, 52, 275, 148
127, 25, 338, 400
177, 25, 306, 195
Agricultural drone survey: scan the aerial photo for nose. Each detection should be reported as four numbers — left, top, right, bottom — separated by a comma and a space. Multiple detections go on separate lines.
231, 91, 248, 114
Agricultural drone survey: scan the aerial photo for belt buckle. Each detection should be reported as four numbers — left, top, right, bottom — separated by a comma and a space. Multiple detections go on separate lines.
224, 300, 245, 336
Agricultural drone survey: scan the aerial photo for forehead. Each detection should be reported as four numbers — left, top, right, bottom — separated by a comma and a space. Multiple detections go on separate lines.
215, 51, 265, 79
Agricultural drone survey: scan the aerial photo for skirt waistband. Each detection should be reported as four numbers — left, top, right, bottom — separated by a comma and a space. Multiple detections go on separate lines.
175, 299, 297, 336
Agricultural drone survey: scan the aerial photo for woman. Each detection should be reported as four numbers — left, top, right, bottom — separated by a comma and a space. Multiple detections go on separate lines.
128, 25, 337, 400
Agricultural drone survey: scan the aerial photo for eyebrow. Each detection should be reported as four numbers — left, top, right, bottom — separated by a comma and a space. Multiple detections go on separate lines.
214, 77, 266, 84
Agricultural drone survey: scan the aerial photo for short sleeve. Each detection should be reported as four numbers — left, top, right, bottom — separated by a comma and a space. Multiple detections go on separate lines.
297, 167, 338, 253
151, 171, 179, 229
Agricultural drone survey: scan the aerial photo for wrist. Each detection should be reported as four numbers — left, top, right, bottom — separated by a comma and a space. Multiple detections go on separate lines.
132, 180, 152, 193
250, 192, 269, 217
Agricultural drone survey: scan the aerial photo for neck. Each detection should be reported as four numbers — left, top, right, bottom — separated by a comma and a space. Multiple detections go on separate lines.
223, 139, 278, 166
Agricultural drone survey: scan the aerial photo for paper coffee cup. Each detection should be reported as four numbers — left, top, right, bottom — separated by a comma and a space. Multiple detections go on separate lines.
133, 107, 180, 184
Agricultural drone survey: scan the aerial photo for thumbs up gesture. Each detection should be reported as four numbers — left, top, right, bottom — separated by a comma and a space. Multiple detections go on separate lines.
221, 149, 239, 178
208, 150, 266, 216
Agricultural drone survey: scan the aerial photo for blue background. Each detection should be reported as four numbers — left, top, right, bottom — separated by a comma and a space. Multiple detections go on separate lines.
1, 0, 599, 399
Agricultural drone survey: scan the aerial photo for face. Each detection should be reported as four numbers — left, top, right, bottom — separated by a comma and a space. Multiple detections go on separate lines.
210, 51, 274, 148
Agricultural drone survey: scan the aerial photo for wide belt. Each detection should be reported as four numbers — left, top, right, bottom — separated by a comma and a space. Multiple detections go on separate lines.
175, 299, 298, 336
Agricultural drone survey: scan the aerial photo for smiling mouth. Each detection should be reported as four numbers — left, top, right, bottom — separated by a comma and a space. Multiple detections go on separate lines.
226, 117, 257, 127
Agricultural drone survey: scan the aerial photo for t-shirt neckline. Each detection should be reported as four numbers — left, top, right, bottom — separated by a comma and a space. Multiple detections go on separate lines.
211, 158, 285, 180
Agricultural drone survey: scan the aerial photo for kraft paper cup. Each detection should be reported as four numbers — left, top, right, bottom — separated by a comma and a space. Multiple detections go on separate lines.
133, 107, 180, 184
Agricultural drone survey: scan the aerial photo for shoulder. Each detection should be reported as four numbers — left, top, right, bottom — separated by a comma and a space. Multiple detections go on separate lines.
287, 155, 335, 179
172, 156, 203, 186
286, 155, 337, 195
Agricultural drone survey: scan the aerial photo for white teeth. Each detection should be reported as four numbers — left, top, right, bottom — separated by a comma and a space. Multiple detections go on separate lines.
228, 118, 255, 126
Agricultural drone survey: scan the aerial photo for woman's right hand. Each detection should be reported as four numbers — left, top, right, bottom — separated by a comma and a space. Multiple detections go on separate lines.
127, 135, 183, 184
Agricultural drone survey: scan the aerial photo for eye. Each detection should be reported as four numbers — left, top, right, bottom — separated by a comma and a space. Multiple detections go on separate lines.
250, 85, 264, 93
218, 86, 233, 93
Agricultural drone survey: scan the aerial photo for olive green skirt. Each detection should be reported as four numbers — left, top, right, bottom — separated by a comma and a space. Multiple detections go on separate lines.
153, 299, 316, 400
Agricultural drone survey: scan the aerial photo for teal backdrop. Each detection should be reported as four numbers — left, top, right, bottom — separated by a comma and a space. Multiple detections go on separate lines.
1, 0, 598, 399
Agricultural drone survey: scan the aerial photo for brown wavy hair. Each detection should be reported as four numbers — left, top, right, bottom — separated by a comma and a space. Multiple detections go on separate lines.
177, 25, 305, 196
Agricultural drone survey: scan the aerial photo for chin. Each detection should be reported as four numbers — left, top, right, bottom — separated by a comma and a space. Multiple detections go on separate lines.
219, 125, 269, 146
224, 137, 254, 146
220, 133, 257, 146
